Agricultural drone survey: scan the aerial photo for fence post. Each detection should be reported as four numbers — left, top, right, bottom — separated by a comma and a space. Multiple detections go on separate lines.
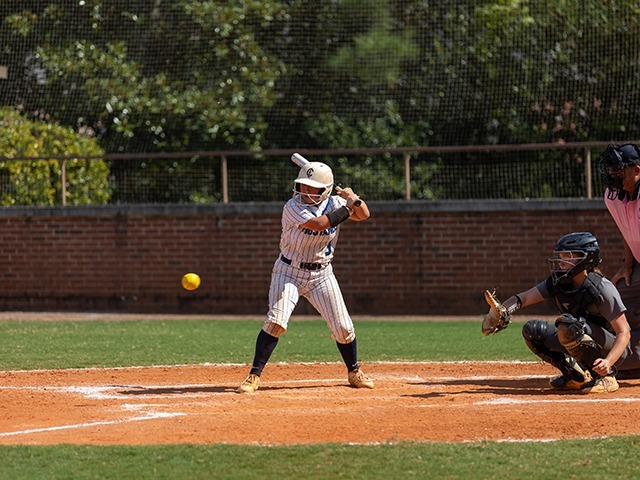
584, 147, 592, 199
61, 158, 67, 206
404, 152, 411, 200
221, 155, 229, 203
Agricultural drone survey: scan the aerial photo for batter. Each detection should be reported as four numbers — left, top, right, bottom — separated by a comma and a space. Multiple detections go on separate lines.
238, 160, 373, 393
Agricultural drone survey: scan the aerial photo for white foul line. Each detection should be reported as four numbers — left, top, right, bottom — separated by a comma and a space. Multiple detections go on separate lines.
0, 385, 187, 438
0, 411, 184, 438
472, 396, 640, 406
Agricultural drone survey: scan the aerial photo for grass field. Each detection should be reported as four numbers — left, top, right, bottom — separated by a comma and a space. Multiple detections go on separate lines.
1, 316, 639, 479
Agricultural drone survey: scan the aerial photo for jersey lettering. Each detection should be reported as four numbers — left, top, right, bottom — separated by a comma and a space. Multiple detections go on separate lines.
301, 226, 337, 236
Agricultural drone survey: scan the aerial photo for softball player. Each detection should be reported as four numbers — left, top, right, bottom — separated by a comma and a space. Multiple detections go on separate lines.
238, 160, 373, 393
486, 232, 631, 393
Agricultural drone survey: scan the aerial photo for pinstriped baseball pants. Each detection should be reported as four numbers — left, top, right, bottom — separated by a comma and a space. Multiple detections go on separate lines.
263, 258, 356, 344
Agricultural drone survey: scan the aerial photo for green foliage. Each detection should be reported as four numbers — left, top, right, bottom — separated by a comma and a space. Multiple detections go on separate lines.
327, 0, 419, 88
4, 1, 287, 153
307, 100, 439, 200
0, 107, 110, 205
4, 0, 640, 151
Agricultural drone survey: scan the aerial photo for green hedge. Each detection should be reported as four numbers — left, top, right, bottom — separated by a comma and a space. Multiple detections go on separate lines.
0, 107, 111, 205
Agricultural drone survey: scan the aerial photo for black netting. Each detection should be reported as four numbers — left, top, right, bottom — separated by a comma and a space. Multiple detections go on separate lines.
0, 1, 638, 204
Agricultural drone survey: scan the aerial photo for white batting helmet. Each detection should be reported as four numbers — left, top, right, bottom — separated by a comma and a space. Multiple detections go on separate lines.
293, 162, 334, 204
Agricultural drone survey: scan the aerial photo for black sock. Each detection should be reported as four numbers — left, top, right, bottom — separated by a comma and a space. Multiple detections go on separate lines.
336, 338, 358, 372
249, 330, 279, 376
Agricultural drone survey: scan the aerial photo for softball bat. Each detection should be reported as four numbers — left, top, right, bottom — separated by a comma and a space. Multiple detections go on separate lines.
291, 152, 310, 168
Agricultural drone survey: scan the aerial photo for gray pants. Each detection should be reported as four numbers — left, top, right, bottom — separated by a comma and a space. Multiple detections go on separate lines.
614, 262, 640, 371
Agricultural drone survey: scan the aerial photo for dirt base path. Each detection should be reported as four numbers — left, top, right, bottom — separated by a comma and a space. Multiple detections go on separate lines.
1, 361, 639, 445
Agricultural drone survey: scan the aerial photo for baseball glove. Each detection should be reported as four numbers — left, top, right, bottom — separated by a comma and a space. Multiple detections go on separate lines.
482, 289, 511, 335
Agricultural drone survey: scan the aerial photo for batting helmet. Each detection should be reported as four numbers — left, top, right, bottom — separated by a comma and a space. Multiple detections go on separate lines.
293, 162, 334, 204
598, 143, 640, 199
549, 232, 601, 285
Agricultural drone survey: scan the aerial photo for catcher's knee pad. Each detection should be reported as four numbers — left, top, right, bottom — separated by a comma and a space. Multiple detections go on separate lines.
555, 314, 602, 368
522, 320, 552, 357
555, 314, 586, 348
262, 322, 286, 338
522, 319, 550, 343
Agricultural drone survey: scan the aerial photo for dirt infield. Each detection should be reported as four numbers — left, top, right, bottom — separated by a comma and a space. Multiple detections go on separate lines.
2, 361, 640, 445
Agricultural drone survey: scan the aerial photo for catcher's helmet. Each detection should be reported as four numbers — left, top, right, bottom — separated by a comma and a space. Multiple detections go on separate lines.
598, 143, 640, 199
549, 232, 601, 285
293, 162, 334, 205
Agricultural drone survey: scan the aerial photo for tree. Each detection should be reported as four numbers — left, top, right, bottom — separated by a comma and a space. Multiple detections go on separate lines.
0, 107, 110, 205
1, 1, 287, 153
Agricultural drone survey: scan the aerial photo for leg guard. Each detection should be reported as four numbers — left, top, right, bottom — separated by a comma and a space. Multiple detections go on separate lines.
249, 330, 279, 376
522, 319, 588, 383
336, 338, 358, 372
555, 314, 603, 373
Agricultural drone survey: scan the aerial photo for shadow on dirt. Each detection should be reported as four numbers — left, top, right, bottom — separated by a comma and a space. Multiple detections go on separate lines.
116, 383, 350, 395
402, 377, 589, 398
117, 385, 235, 395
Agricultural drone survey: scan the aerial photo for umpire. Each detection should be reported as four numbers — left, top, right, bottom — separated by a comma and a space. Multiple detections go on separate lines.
598, 143, 640, 375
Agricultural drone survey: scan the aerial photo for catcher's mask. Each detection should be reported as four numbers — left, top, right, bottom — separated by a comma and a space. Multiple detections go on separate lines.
293, 162, 334, 205
598, 143, 640, 200
549, 232, 601, 285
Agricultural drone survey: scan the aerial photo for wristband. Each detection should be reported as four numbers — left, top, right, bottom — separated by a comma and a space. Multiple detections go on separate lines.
326, 206, 351, 227
505, 295, 522, 314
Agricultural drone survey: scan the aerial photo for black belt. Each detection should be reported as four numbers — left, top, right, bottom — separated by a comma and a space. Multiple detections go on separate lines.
280, 255, 326, 271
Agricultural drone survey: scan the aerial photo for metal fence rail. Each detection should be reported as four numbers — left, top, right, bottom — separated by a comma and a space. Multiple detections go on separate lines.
0, 141, 635, 206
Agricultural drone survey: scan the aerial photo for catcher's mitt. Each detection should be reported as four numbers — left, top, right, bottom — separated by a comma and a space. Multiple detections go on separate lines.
482, 289, 511, 335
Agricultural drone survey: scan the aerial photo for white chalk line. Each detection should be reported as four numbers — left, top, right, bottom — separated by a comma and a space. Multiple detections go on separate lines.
0, 384, 189, 438
472, 396, 640, 406
1, 363, 639, 442
0, 411, 184, 438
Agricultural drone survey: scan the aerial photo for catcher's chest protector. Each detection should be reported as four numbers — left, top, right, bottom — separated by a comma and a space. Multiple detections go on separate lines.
548, 272, 606, 319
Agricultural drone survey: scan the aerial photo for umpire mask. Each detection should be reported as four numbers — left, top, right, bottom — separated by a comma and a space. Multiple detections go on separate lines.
598, 143, 640, 200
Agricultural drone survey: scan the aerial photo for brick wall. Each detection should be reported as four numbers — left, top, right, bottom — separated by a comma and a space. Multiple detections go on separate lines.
0, 200, 624, 316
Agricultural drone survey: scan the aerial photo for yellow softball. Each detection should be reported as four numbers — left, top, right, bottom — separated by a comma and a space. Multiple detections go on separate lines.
181, 273, 201, 291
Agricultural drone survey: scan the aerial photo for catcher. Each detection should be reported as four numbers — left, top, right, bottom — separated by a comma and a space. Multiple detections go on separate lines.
482, 232, 631, 393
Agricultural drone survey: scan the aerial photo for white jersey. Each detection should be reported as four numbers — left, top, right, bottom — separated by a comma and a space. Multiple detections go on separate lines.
279, 194, 347, 266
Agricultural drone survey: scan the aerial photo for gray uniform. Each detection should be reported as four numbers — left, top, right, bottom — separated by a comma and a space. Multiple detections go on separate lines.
535, 274, 629, 361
